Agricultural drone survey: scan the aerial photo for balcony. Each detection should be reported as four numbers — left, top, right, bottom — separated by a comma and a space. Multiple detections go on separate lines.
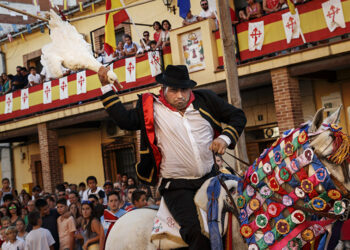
0, 49, 172, 124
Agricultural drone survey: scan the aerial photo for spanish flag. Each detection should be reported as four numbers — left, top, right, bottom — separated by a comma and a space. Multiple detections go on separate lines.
104, 0, 129, 55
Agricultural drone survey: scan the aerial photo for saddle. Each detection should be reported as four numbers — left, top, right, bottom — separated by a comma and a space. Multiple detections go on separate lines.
150, 176, 237, 249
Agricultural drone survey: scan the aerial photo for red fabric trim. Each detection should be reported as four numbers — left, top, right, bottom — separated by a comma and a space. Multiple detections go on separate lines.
142, 93, 162, 173
225, 214, 233, 250
158, 89, 195, 111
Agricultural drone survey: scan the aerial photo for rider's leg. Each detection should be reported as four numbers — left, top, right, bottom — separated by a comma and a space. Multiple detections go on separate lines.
162, 188, 211, 250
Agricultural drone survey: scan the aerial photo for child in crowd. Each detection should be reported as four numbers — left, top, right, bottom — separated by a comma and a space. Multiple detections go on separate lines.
0, 227, 7, 248
2, 226, 24, 250
1, 216, 11, 228
25, 211, 55, 250
149, 41, 158, 51
245, 0, 263, 20
15, 218, 27, 242
56, 198, 76, 250
131, 190, 147, 209
113, 41, 125, 60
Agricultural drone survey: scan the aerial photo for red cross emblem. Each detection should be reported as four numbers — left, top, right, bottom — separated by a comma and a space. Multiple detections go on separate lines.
286, 16, 297, 33
6, 97, 11, 108
44, 85, 51, 100
127, 62, 135, 75
250, 27, 262, 45
22, 92, 28, 104
78, 75, 85, 88
60, 80, 67, 92
327, 5, 340, 23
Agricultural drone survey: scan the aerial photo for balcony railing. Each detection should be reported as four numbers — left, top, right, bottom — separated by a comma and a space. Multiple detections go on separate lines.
0, 48, 172, 123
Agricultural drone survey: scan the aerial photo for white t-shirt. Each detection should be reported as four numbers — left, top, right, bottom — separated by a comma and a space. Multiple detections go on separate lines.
2, 239, 25, 250
27, 73, 41, 86
82, 186, 104, 201
25, 228, 55, 250
200, 8, 216, 19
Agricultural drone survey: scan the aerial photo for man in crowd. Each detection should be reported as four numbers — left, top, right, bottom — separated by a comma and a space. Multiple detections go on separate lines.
100, 191, 126, 236
27, 67, 42, 87
132, 190, 147, 209
68, 191, 80, 208
56, 198, 76, 250
32, 185, 42, 200
82, 176, 104, 202
97, 64, 246, 249
199, 0, 218, 28
78, 182, 86, 200
103, 181, 113, 196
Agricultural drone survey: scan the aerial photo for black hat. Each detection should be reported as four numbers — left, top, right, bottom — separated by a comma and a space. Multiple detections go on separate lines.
155, 65, 197, 89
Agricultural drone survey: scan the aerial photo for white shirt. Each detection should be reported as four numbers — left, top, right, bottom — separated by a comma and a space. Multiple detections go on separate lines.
154, 100, 215, 179
25, 228, 55, 250
27, 73, 41, 86
2, 239, 25, 250
200, 8, 216, 19
82, 186, 104, 201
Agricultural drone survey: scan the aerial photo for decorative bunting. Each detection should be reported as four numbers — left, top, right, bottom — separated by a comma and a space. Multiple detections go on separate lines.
20, 89, 29, 110
33, 0, 38, 6
20, 34, 25, 41
282, 10, 302, 44
64, 0, 68, 10
91, 3, 95, 12
322, 0, 345, 32
43, 81, 52, 104
79, 2, 83, 12
4, 93, 13, 114
76, 70, 87, 94
248, 21, 264, 51
148, 51, 162, 77
11, 24, 18, 33
26, 24, 32, 34
59, 77, 69, 100
125, 57, 136, 83
0, 25, 3, 32
50, 0, 55, 8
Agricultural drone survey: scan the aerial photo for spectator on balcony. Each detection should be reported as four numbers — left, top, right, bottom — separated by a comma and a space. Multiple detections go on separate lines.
199, 0, 217, 24
246, 0, 262, 20
113, 41, 125, 60
149, 40, 157, 51
182, 10, 200, 26
123, 34, 138, 57
28, 67, 42, 87
263, 0, 281, 13
156, 20, 171, 49
152, 21, 162, 42
11, 66, 25, 91
20, 67, 29, 87
142, 31, 151, 46
238, 9, 248, 21
2, 74, 11, 95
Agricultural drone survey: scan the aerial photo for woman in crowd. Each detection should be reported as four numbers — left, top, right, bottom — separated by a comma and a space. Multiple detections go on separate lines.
263, 0, 281, 13
69, 203, 83, 250
113, 41, 125, 60
123, 34, 138, 57
156, 20, 171, 49
1, 74, 11, 95
7, 202, 20, 226
245, 0, 262, 19
127, 177, 136, 187
79, 201, 104, 250
15, 218, 27, 241
152, 21, 162, 42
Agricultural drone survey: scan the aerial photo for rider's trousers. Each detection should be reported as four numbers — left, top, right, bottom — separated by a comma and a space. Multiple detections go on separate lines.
159, 169, 217, 250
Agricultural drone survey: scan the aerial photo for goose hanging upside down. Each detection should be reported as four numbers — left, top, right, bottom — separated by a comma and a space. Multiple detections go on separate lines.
41, 10, 122, 88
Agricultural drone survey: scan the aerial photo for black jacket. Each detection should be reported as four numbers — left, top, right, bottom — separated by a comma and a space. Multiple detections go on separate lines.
101, 89, 246, 186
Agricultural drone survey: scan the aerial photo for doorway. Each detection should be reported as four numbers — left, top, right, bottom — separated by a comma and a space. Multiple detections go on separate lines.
30, 154, 44, 188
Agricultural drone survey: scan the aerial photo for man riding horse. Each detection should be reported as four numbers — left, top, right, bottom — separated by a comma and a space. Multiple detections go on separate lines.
98, 64, 246, 249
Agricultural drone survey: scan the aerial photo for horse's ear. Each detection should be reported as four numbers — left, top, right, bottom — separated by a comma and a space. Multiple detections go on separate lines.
323, 105, 342, 125
310, 108, 325, 133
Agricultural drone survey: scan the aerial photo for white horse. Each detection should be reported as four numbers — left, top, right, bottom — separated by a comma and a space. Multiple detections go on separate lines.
105, 177, 239, 250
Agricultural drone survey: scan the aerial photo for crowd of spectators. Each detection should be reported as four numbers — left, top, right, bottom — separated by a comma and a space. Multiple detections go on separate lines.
0, 174, 157, 250
96, 19, 172, 65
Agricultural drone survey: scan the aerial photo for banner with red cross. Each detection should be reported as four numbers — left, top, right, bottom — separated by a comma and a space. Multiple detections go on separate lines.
20, 89, 29, 110
148, 51, 162, 77
76, 71, 87, 95
282, 10, 302, 44
59, 76, 69, 100
322, 0, 346, 32
43, 81, 52, 104
125, 57, 136, 83
4, 93, 12, 114
248, 21, 264, 51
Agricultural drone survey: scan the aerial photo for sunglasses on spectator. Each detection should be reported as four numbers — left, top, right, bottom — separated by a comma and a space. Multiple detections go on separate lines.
201, 3, 208, 6
9, 206, 16, 210
143, 34, 149, 36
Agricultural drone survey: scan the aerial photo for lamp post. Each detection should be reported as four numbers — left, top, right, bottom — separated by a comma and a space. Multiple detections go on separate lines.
162, 0, 176, 14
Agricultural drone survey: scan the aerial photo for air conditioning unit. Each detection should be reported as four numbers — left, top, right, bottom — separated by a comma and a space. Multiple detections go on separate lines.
105, 121, 131, 138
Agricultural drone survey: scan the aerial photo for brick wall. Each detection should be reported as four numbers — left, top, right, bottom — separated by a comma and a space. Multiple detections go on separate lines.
271, 67, 304, 133
37, 123, 63, 192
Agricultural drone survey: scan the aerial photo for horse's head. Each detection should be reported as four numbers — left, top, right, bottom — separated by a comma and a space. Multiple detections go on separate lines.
308, 106, 350, 189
